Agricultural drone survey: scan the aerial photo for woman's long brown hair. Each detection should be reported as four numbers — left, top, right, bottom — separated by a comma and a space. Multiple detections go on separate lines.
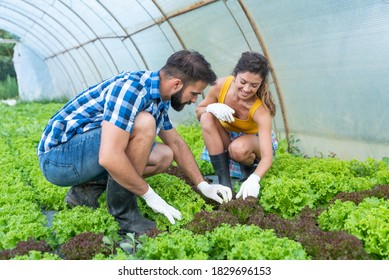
232, 52, 276, 117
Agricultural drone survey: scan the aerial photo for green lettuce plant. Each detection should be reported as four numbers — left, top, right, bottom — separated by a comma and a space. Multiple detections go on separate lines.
343, 197, 389, 259
318, 197, 389, 259
51, 206, 120, 244
260, 176, 314, 218
11, 251, 62, 260
227, 231, 308, 260
0, 202, 53, 250
93, 248, 135, 260
136, 229, 210, 260
318, 200, 357, 231
206, 224, 308, 260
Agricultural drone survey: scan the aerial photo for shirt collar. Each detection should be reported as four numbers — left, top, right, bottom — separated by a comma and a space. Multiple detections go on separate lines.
150, 71, 170, 110
150, 71, 161, 99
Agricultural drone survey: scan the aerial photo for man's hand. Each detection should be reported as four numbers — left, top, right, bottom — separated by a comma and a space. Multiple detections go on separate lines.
236, 174, 261, 199
197, 181, 232, 203
141, 185, 182, 224
206, 103, 235, 123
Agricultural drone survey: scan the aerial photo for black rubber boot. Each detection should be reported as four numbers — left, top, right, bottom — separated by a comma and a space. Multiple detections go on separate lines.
65, 178, 107, 209
239, 160, 259, 182
106, 176, 156, 236
210, 151, 232, 189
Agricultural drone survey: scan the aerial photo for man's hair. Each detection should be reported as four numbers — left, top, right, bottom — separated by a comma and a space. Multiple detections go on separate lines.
160, 50, 217, 86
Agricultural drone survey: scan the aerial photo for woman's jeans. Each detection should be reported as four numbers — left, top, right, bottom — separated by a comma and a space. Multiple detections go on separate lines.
38, 128, 108, 186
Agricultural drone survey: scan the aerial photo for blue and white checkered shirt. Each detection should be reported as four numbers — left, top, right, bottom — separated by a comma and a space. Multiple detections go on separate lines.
37, 71, 173, 155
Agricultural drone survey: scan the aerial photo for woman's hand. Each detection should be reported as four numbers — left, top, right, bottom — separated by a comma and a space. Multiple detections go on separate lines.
206, 103, 235, 123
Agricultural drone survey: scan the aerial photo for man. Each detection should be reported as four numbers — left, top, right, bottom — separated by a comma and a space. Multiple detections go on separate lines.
37, 50, 232, 235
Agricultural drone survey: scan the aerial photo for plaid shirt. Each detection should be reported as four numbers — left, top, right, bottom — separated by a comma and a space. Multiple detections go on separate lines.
37, 71, 173, 155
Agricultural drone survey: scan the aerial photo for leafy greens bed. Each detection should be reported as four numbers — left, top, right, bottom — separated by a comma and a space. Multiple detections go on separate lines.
0, 102, 388, 260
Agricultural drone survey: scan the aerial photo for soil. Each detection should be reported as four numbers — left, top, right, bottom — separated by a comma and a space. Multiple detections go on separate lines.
165, 165, 195, 188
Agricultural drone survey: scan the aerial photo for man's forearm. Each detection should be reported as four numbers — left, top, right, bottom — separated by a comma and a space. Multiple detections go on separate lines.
99, 151, 148, 196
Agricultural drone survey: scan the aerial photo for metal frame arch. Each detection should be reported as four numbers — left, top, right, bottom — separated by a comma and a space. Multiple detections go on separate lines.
29, 0, 104, 81
149, 0, 221, 52
0, 15, 77, 93
1, 1, 89, 87
54, 0, 118, 76
222, 1, 252, 50
145, 0, 185, 51
237, 0, 291, 144
2, 0, 105, 85
95, 0, 148, 70
2, 1, 69, 56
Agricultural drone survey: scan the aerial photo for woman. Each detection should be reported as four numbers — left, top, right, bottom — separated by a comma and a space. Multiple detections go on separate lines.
196, 51, 277, 199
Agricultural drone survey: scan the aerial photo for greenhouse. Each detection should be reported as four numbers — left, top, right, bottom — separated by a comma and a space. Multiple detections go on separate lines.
0, 0, 388, 268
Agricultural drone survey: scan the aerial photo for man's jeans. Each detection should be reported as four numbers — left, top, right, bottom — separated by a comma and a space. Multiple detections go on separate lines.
38, 128, 108, 186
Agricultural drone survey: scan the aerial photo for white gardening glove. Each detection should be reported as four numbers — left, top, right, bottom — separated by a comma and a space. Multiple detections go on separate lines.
141, 185, 182, 224
197, 181, 232, 204
236, 174, 261, 200
206, 103, 235, 123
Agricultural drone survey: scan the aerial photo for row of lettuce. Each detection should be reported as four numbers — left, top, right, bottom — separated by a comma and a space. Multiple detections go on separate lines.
0, 102, 388, 259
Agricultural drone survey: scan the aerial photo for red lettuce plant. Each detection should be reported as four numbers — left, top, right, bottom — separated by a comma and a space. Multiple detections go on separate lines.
219, 197, 262, 224
185, 210, 238, 234
330, 184, 389, 204
60, 232, 111, 260
0, 238, 53, 260
248, 206, 370, 259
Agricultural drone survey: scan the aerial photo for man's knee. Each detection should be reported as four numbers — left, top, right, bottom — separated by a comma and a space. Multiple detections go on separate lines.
160, 146, 174, 169
154, 144, 174, 173
132, 111, 156, 139
144, 144, 174, 176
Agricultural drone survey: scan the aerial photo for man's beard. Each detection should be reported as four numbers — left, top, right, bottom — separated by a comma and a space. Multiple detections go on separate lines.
170, 88, 188, 111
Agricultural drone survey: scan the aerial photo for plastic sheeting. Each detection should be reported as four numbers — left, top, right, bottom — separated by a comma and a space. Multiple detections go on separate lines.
0, 0, 388, 161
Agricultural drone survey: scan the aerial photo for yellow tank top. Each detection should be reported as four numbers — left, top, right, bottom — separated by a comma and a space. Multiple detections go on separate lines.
218, 76, 262, 134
